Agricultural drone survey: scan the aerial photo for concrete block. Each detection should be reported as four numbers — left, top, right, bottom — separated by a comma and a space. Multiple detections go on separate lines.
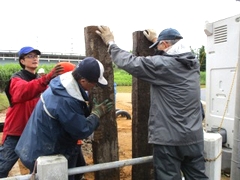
37, 154, 68, 180
204, 131, 222, 180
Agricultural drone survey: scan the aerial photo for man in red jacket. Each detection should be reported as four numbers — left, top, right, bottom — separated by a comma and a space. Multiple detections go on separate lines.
0, 46, 73, 178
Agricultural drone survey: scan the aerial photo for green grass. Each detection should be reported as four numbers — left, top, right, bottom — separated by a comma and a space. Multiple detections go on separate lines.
114, 69, 132, 86
0, 93, 9, 112
200, 71, 206, 86
116, 86, 132, 93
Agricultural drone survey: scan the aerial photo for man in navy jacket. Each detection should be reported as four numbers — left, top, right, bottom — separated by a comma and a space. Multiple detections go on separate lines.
15, 57, 113, 180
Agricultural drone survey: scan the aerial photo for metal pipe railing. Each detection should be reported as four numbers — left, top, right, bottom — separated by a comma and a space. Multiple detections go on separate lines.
1, 156, 153, 180
68, 156, 153, 176
1, 174, 31, 180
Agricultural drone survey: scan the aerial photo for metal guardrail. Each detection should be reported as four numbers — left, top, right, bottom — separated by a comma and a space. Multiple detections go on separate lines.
1, 174, 31, 180
1, 156, 153, 180
68, 156, 153, 176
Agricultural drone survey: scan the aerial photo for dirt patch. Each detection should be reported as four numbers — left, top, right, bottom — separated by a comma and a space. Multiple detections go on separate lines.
82, 93, 132, 180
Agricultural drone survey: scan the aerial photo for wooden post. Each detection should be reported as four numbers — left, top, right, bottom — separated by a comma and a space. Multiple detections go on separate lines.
131, 31, 155, 180
84, 26, 120, 180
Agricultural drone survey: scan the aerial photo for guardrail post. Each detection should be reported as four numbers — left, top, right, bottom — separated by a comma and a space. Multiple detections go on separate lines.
204, 132, 222, 180
37, 154, 68, 180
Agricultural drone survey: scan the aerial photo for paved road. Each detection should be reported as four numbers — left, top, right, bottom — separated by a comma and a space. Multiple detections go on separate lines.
0, 89, 206, 123
201, 88, 206, 102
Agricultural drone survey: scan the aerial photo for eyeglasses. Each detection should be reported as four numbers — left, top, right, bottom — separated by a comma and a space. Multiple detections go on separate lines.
25, 54, 40, 59
158, 41, 164, 45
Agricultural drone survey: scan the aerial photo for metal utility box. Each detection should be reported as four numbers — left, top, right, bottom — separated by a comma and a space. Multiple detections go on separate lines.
204, 14, 240, 170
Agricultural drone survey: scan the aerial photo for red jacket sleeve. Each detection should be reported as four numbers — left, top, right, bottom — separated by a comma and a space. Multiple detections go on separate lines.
10, 77, 48, 105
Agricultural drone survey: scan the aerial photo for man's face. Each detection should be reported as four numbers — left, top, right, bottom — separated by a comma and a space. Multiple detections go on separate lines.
20, 52, 40, 70
79, 78, 97, 91
156, 41, 170, 51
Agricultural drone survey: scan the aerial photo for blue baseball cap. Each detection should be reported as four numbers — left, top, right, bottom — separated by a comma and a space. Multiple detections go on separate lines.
76, 57, 108, 86
18, 46, 41, 57
149, 28, 183, 48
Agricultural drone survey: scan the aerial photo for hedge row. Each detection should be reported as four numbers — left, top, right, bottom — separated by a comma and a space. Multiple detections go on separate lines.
0, 64, 55, 92
0, 63, 134, 92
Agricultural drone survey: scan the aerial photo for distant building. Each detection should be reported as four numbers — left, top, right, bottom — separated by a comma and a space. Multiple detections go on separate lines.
0, 50, 86, 65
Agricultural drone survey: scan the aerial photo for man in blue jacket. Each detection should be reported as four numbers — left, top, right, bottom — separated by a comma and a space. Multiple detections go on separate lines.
15, 57, 113, 180
96, 26, 208, 180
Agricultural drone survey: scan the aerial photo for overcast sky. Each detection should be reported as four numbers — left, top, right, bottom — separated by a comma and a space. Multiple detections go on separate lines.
0, 0, 239, 55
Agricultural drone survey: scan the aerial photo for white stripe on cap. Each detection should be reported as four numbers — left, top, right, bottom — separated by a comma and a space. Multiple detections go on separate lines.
96, 60, 108, 85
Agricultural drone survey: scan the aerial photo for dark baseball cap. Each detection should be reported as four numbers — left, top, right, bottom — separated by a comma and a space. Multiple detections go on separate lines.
18, 46, 41, 57
76, 57, 107, 86
149, 28, 183, 48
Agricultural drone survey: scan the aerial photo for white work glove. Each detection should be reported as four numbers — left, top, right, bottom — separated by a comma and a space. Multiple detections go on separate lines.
96, 26, 115, 46
143, 29, 157, 43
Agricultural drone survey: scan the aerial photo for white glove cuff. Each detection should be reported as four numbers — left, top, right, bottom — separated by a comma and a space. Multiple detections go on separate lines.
108, 41, 115, 46
107, 41, 115, 53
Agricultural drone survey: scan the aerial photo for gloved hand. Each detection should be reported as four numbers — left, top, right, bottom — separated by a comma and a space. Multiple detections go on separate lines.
96, 26, 114, 46
143, 29, 157, 43
91, 98, 113, 118
45, 64, 64, 84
